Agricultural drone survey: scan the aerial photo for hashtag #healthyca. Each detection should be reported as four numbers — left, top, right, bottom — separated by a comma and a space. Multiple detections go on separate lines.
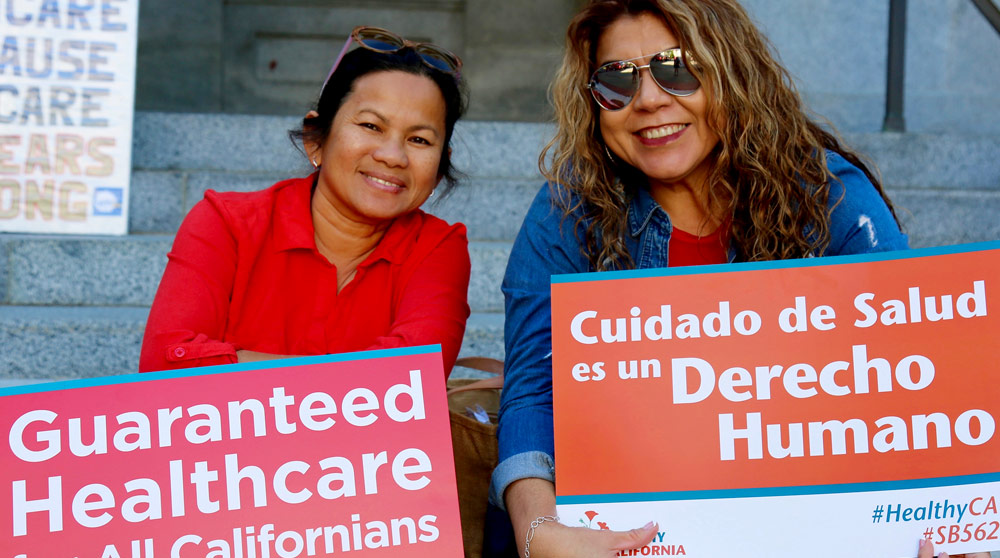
873, 501, 968, 524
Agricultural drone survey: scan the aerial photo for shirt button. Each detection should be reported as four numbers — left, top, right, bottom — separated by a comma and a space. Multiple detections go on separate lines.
173, 347, 187, 358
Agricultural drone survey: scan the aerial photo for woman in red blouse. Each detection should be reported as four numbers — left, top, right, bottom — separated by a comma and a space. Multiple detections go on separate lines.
140, 27, 471, 374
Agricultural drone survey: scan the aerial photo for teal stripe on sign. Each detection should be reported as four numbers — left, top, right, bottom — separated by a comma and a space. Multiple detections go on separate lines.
556, 471, 1000, 505
0, 344, 443, 397
551, 240, 1000, 284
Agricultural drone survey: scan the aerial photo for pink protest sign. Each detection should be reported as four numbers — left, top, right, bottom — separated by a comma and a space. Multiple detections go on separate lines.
1, 346, 463, 557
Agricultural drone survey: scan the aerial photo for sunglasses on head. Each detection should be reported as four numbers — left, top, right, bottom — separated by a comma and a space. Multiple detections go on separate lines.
321, 26, 462, 92
587, 47, 700, 111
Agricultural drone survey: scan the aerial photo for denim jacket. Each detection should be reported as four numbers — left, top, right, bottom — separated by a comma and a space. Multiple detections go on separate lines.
490, 151, 909, 508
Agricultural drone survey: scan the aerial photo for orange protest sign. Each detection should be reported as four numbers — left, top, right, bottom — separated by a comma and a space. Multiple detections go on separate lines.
551, 243, 1000, 556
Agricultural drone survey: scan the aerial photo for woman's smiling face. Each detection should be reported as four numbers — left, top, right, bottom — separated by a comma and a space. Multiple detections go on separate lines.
310, 70, 447, 225
596, 12, 720, 191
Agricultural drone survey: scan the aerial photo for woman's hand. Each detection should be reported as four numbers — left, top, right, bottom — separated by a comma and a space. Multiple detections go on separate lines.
918, 538, 992, 558
521, 517, 658, 558
505, 478, 657, 558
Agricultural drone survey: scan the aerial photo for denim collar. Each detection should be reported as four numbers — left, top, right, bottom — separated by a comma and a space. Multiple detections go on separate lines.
627, 185, 670, 238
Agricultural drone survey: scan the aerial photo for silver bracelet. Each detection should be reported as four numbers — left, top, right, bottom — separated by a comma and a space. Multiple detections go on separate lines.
524, 515, 559, 558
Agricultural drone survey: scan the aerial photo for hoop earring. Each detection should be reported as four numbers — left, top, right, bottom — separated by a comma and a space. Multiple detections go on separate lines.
604, 144, 619, 165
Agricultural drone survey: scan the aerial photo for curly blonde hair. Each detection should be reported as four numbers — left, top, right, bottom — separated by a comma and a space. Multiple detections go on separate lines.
542, 0, 898, 270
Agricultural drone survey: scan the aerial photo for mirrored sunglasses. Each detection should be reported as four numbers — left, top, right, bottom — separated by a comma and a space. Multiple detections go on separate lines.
587, 48, 700, 111
321, 26, 462, 92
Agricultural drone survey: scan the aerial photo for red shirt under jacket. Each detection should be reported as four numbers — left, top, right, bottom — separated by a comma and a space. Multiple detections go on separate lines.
139, 174, 471, 374
668, 222, 729, 267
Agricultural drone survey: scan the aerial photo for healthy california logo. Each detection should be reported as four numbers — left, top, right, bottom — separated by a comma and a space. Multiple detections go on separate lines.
578, 511, 687, 556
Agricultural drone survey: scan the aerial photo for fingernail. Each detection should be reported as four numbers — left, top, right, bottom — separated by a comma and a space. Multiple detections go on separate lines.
938, 553, 947, 558
642, 521, 654, 529
919, 539, 927, 548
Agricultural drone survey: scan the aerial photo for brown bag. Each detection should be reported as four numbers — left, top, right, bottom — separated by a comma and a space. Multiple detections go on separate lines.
448, 357, 503, 558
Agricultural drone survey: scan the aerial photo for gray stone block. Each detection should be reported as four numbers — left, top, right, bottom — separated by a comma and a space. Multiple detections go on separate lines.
0, 306, 147, 379
468, 241, 510, 313
0, 305, 502, 381
130, 171, 186, 233
461, 0, 573, 121
847, 134, 1000, 190
4, 234, 508, 311
0, 237, 8, 304
0, 378, 65, 389
185, 171, 292, 211
907, 93, 1000, 136
7, 236, 171, 306
804, 93, 885, 137
463, 46, 561, 122
219, 3, 465, 116
452, 121, 553, 179
449, 365, 497, 381
904, 0, 1000, 134
132, 112, 304, 173
744, 1, 887, 94
428, 178, 538, 240
458, 312, 505, 364
136, 0, 223, 112
742, 0, 1000, 134
137, 44, 223, 113
742, 0, 888, 133
463, 0, 572, 46
889, 189, 1000, 248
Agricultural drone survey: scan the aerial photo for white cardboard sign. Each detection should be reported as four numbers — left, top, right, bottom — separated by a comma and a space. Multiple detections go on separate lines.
1, 0, 140, 235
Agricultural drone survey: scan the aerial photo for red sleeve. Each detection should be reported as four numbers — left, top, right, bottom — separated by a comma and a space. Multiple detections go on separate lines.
139, 197, 241, 372
366, 224, 471, 376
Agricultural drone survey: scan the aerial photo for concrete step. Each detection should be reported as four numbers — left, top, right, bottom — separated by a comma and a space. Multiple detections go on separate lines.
131, 113, 1000, 191
888, 188, 1000, 248
132, 113, 551, 177
848, 133, 1000, 190
0, 235, 172, 307
0, 236, 509, 313
0, 306, 504, 380
128, 114, 550, 238
0, 306, 148, 380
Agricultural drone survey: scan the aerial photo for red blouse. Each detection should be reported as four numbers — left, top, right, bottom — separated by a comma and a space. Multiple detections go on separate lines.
139, 175, 471, 374
668, 222, 730, 267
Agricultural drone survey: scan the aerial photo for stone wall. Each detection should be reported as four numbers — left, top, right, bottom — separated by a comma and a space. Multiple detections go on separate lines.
134, 0, 1000, 132
135, 0, 579, 121
741, 0, 1000, 133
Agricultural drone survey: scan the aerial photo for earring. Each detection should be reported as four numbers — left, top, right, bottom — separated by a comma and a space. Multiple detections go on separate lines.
604, 145, 618, 165
311, 158, 319, 169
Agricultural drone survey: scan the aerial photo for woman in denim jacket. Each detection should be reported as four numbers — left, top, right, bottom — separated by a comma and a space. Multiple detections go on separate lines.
491, 1, 920, 557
